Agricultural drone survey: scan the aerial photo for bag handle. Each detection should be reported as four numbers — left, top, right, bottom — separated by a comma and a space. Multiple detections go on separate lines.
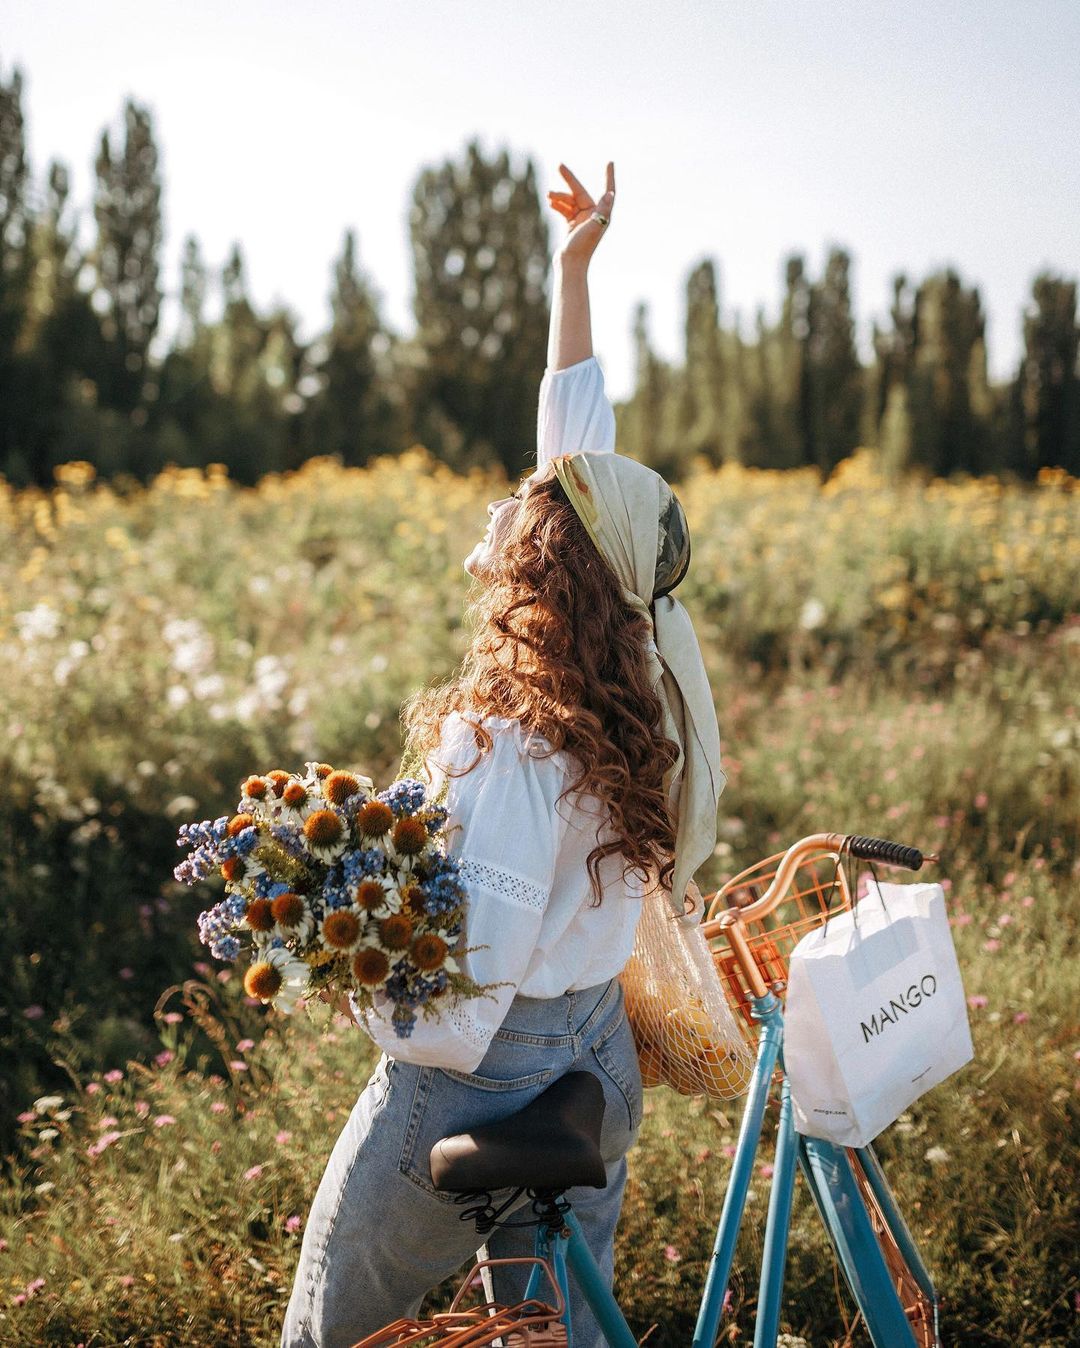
818, 837, 890, 940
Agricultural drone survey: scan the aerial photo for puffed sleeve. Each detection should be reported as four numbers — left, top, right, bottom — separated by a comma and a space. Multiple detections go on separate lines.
536, 354, 617, 467
353, 714, 567, 1072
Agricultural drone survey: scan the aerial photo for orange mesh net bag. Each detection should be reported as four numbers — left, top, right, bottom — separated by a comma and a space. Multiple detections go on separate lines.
619, 880, 755, 1099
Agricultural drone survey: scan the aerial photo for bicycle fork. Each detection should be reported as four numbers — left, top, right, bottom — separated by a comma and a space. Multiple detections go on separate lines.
693, 990, 933, 1348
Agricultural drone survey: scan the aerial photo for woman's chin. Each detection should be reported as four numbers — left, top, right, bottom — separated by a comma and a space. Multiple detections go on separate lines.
463, 546, 490, 580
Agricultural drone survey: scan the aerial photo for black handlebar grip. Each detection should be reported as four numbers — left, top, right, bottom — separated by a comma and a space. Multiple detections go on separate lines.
846, 835, 924, 870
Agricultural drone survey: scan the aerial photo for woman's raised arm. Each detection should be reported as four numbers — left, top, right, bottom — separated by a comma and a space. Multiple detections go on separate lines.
545, 162, 615, 372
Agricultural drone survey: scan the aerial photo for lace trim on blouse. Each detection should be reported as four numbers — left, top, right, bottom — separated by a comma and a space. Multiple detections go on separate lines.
458, 856, 549, 912
448, 1001, 490, 1050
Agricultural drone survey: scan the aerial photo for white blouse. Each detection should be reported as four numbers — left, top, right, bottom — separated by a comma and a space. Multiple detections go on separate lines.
355, 356, 645, 1072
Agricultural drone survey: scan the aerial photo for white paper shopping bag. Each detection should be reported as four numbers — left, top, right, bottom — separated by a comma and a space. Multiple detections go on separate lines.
784, 880, 973, 1148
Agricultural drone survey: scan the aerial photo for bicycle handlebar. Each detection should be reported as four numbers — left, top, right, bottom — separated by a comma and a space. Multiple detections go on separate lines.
844, 834, 925, 871
703, 831, 937, 931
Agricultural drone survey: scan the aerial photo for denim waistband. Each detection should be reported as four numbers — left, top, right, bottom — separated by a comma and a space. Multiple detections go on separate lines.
500, 976, 620, 1041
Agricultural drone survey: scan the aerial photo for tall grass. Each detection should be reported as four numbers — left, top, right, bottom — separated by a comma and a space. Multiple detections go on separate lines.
0, 450, 1077, 1344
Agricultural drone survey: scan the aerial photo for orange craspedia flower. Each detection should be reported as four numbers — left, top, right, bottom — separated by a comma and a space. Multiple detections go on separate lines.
322, 910, 362, 949
282, 781, 309, 807
242, 776, 270, 800
221, 857, 244, 883
324, 771, 363, 806
356, 800, 394, 837
227, 813, 254, 837
391, 816, 427, 855
270, 892, 306, 927
303, 810, 344, 847
244, 961, 283, 1000
410, 933, 449, 972
352, 948, 390, 986
245, 898, 275, 932
356, 880, 388, 912
379, 913, 414, 951
266, 770, 291, 797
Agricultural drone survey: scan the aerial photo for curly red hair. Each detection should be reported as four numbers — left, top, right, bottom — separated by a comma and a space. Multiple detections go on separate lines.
400, 464, 680, 906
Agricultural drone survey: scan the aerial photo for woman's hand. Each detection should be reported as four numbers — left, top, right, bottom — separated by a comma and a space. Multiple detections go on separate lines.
547, 161, 615, 269
318, 986, 358, 1026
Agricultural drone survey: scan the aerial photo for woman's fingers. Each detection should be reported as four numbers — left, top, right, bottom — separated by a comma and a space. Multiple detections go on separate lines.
558, 163, 592, 204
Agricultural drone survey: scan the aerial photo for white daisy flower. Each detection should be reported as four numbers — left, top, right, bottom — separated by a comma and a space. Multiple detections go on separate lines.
300, 809, 350, 863
277, 781, 320, 829
382, 832, 433, 871
318, 905, 367, 956
352, 873, 401, 918
257, 946, 311, 1016
270, 893, 316, 944
366, 908, 417, 960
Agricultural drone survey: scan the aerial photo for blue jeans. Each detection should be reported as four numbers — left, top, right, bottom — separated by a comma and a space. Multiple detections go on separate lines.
279, 975, 643, 1347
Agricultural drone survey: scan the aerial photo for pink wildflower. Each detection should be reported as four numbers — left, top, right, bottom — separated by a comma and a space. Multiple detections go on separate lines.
162, 1012, 183, 1025
87, 1130, 123, 1157
16, 1111, 35, 1124
285, 1215, 302, 1233
244, 1164, 264, 1181
118, 1275, 135, 1288
134, 1100, 150, 1118
97, 1116, 119, 1130
154, 1050, 174, 1068
85, 1082, 101, 1095
236, 1038, 255, 1052
210, 1101, 227, 1115
973, 793, 988, 809
153, 1114, 176, 1128
758, 1163, 775, 1178
22, 1005, 44, 1020
104, 1069, 124, 1084
118, 967, 134, 980
967, 995, 989, 1009
983, 939, 1001, 953
1013, 1012, 1030, 1024
276, 1130, 292, 1145
211, 1140, 223, 1154
1021, 895, 1035, 908
229, 1060, 249, 1072
663, 1245, 680, 1262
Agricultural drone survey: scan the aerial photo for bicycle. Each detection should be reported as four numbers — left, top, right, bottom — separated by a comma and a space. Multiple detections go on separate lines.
351, 832, 943, 1348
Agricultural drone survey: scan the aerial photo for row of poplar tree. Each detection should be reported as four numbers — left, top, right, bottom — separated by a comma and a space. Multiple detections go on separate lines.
1, 69, 1078, 488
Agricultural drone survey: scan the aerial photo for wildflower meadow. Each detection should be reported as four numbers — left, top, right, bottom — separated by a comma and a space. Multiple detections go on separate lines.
1, 447, 1078, 1345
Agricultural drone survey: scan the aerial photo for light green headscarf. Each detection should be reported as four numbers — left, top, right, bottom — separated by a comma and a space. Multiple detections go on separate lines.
549, 451, 727, 923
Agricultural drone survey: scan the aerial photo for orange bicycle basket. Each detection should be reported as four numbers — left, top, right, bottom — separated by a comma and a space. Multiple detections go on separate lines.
702, 834, 855, 1038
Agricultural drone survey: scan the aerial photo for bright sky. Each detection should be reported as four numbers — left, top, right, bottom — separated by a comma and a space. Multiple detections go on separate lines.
8, 0, 1079, 401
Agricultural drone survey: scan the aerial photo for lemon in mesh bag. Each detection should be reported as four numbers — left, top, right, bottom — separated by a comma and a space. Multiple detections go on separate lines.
620, 880, 755, 1100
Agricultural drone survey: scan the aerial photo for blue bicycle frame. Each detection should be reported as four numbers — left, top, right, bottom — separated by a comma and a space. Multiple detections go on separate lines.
520, 989, 939, 1347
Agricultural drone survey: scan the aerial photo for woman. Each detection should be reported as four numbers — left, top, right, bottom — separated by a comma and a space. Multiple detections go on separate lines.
279, 161, 725, 1347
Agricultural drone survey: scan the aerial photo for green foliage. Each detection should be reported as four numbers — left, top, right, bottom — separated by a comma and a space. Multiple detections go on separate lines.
3, 57, 1080, 489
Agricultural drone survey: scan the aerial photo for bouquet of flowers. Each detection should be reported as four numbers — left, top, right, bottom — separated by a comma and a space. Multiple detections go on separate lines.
173, 760, 494, 1038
